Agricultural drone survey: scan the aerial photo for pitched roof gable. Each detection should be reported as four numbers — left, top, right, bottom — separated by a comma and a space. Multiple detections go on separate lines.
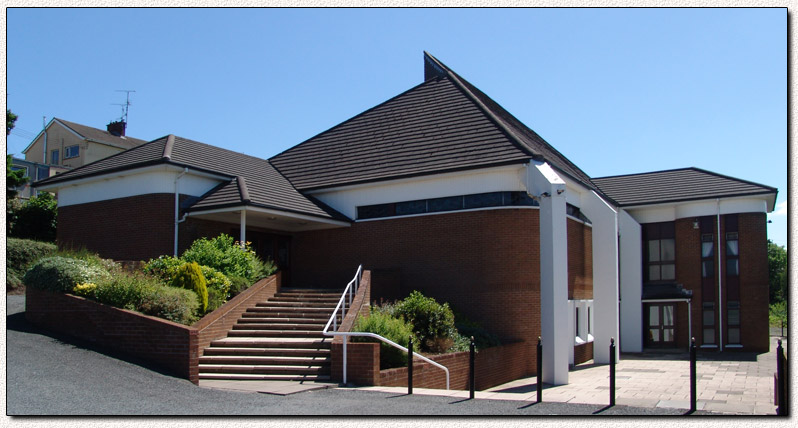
269, 52, 596, 191
37, 135, 345, 221
591, 167, 777, 207
55, 118, 148, 149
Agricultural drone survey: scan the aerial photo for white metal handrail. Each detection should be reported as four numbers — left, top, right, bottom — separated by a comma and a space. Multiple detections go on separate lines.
322, 265, 450, 390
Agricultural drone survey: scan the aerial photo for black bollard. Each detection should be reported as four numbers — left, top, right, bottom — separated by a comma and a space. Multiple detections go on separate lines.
690, 337, 697, 412
537, 336, 543, 403
777, 339, 786, 416
609, 337, 616, 406
469, 336, 475, 399
408, 336, 413, 395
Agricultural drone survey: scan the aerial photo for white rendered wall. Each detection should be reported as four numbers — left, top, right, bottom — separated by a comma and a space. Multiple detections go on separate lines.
309, 164, 528, 220
54, 166, 223, 207
618, 209, 643, 353
527, 162, 569, 385
579, 190, 620, 363
625, 198, 768, 224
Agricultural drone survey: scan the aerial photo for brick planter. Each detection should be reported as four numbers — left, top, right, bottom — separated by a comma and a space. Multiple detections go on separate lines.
25, 273, 281, 384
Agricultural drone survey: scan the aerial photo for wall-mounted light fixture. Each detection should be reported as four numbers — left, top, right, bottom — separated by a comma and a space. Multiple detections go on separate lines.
693, 218, 699, 229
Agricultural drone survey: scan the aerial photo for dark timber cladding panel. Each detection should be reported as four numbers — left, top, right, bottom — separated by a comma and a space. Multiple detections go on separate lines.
270, 76, 532, 190
290, 208, 541, 346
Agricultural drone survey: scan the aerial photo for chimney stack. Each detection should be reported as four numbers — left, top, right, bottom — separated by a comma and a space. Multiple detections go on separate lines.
107, 120, 126, 136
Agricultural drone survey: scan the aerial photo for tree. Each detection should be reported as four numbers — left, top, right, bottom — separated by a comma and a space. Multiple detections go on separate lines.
10, 192, 58, 242
7, 154, 29, 200
7, 109, 17, 135
767, 239, 787, 304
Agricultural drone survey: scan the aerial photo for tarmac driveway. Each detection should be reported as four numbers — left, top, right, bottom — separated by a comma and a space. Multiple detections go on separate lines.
4, 295, 777, 417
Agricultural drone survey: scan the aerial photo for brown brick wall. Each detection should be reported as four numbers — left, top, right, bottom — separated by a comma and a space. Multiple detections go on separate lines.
672, 213, 768, 352
26, 286, 199, 383
568, 219, 593, 300
57, 193, 176, 261
292, 209, 540, 348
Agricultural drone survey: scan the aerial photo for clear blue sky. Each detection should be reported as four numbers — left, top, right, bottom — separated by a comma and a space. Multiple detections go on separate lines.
6, 8, 787, 247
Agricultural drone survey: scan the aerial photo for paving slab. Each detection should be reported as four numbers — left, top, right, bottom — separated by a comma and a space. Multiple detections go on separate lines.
199, 379, 335, 395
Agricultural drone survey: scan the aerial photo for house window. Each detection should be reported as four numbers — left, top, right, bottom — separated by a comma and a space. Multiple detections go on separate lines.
575, 307, 581, 339
643, 222, 676, 282
356, 191, 539, 220
727, 301, 741, 344
726, 232, 739, 276
50, 149, 59, 165
587, 306, 591, 336
702, 302, 715, 345
64, 145, 80, 159
701, 234, 714, 278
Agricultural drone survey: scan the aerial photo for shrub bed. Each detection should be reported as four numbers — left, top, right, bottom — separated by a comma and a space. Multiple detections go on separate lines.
6, 238, 57, 291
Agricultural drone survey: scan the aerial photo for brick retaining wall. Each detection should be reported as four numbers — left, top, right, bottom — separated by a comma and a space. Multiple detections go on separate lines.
25, 274, 279, 384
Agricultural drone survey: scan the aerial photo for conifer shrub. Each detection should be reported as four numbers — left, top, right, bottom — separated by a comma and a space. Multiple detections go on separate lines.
171, 262, 208, 313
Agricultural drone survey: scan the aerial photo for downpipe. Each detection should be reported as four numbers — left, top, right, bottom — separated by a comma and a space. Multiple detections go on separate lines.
174, 168, 189, 257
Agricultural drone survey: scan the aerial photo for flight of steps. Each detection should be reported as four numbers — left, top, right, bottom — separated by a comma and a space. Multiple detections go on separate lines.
198, 288, 343, 382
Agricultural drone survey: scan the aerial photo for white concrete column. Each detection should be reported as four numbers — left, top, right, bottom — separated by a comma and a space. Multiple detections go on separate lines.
528, 162, 569, 385
619, 210, 643, 353
580, 191, 620, 364
240, 209, 247, 249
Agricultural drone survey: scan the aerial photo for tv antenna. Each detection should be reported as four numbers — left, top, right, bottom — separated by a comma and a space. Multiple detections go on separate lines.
113, 89, 136, 123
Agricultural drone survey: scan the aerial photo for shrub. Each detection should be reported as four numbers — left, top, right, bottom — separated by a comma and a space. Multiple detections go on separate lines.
180, 234, 272, 282
453, 309, 502, 350
137, 284, 199, 325
199, 265, 231, 313
93, 273, 199, 325
171, 262, 208, 313
23, 256, 110, 293
9, 192, 57, 242
228, 275, 252, 298
352, 308, 417, 369
393, 291, 457, 353
142, 255, 182, 281
7, 270, 24, 291
7, 238, 57, 274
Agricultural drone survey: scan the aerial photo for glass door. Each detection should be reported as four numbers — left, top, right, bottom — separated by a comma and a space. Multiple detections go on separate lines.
645, 303, 676, 348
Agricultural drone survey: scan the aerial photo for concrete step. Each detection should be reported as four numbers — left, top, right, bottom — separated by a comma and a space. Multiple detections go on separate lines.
210, 337, 332, 349
256, 301, 338, 309
202, 347, 330, 358
199, 364, 331, 375
227, 330, 325, 338
269, 296, 342, 303
199, 355, 331, 366
233, 323, 326, 331
198, 373, 332, 382
237, 317, 332, 324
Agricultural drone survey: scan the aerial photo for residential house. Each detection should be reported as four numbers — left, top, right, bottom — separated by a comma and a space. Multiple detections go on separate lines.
8, 157, 68, 199
35, 53, 777, 386
22, 118, 147, 169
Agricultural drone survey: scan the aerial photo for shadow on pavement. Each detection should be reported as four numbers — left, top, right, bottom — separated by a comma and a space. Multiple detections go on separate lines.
592, 404, 613, 414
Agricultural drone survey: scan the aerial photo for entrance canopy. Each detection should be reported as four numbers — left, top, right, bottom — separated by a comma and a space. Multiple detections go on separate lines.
188, 205, 350, 233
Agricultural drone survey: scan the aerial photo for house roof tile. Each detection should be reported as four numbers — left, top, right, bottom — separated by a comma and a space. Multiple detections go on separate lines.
591, 167, 777, 207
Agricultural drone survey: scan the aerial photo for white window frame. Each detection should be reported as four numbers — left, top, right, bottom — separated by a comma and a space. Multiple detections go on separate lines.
64, 145, 80, 159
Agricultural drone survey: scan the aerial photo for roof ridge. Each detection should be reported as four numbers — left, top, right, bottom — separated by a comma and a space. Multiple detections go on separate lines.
53, 118, 86, 138
592, 167, 697, 180
163, 134, 175, 160
236, 176, 251, 203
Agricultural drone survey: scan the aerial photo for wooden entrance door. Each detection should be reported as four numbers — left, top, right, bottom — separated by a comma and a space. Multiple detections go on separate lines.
645, 303, 676, 348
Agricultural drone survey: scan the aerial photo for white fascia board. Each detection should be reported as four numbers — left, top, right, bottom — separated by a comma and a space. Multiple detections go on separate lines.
525, 161, 566, 197
623, 196, 771, 223
190, 205, 351, 228
36, 164, 229, 192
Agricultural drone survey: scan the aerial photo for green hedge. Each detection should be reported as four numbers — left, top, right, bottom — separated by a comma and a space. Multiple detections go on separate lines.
23, 256, 111, 293
6, 238, 57, 290
93, 273, 199, 325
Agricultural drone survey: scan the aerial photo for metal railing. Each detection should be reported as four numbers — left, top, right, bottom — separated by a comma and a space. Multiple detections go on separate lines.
322, 265, 450, 390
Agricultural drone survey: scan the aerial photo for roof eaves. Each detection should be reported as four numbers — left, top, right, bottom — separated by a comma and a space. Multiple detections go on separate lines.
34, 158, 170, 187
617, 190, 779, 209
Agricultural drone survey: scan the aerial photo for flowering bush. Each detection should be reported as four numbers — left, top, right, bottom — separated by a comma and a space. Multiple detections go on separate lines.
23, 256, 111, 293
72, 282, 97, 298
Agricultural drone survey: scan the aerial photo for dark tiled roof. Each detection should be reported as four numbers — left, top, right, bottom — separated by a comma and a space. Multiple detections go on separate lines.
270, 52, 597, 191
591, 167, 777, 207
269, 73, 533, 190
37, 135, 346, 221
55, 118, 148, 149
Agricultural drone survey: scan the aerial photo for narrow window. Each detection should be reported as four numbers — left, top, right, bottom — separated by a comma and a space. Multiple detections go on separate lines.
701, 234, 714, 278
575, 307, 580, 339
702, 302, 715, 345
50, 149, 59, 165
726, 232, 739, 276
643, 222, 676, 282
727, 301, 741, 344
64, 145, 80, 159
587, 306, 591, 335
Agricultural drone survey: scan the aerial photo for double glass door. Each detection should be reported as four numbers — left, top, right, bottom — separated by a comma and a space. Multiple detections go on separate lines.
646, 303, 676, 347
